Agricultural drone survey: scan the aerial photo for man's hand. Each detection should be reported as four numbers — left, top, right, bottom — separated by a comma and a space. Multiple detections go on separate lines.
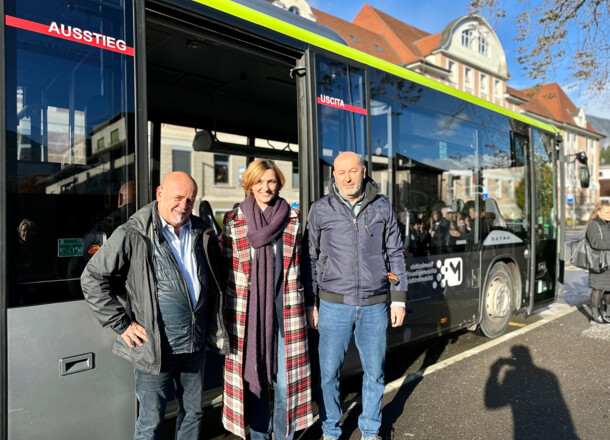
306, 308, 319, 330
121, 322, 148, 347
390, 306, 406, 327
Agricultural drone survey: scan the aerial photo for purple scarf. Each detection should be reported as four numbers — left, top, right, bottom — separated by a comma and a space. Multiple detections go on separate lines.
240, 194, 290, 397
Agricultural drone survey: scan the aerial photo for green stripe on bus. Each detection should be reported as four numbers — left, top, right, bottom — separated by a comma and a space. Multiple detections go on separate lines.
193, 0, 559, 134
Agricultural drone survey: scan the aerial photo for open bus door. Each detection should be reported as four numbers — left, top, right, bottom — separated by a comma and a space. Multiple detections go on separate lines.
2, 1, 141, 438
528, 128, 559, 312
144, 0, 316, 413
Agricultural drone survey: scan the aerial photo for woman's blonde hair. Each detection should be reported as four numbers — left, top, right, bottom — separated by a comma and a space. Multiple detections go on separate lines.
241, 159, 285, 196
587, 199, 610, 224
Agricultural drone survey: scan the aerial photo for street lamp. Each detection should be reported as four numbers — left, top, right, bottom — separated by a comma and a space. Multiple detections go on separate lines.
565, 151, 590, 188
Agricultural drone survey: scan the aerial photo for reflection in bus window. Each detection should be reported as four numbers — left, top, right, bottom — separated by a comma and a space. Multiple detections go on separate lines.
5, 0, 135, 307
369, 71, 531, 254
316, 55, 367, 194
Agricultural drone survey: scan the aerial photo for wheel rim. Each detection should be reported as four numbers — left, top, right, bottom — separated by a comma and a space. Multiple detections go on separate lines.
487, 275, 511, 319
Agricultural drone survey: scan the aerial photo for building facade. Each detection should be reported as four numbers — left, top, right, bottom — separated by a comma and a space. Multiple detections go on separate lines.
272, 0, 604, 219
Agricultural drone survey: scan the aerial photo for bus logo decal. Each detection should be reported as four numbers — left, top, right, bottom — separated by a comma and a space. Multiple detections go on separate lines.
5, 15, 134, 57
436, 257, 463, 288
318, 94, 366, 115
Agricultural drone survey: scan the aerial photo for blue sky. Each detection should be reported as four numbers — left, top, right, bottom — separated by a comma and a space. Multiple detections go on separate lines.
309, 0, 606, 117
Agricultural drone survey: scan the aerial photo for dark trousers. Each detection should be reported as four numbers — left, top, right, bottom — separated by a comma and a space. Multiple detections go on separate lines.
134, 350, 206, 440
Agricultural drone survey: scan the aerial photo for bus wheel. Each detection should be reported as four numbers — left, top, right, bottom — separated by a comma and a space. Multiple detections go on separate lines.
479, 262, 513, 338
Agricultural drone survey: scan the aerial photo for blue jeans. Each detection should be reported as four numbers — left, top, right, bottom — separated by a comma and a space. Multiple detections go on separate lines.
134, 350, 206, 440
245, 330, 292, 440
318, 300, 388, 440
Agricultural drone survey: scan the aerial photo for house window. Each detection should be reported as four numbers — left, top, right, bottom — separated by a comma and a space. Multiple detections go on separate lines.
292, 162, 299, 189
448, 61, 456, 83
214, 154, 229, 185
461, 29, 472, 48
288, 6, 300, 15
478, 36, 488, 55
509, 181, 515, 199
494, 79, 502, 97
374, 44, 383, 53
110, 129, 120, 145
464, 67, 472, 87
172, 148, 191, 174
480, 73, 488, 94
349, 35, 359, 44
495, 179, 502, 199
465, 176, 472, 197
97, 137, 105, 152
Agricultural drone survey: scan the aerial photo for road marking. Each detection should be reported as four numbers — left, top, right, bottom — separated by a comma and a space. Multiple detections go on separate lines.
508, 321, 526, 327
384, 306, 577, 394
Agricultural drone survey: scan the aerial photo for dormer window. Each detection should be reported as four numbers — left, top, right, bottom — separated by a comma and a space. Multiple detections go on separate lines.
478, 36, 488, 55
461, 30, 472, 48
288, 6, 300, 15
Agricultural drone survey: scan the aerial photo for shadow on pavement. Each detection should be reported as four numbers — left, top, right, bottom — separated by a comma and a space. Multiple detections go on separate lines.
484, 345, 578, 440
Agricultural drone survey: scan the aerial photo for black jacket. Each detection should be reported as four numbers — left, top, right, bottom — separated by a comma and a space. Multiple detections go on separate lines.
81, 202, 229, 374
586, 216, 610, 290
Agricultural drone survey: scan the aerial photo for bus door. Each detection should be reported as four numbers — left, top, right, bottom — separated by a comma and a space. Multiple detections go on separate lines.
144, 5, 301, 409
3, 0, 138, 439
529, 128, 558, 308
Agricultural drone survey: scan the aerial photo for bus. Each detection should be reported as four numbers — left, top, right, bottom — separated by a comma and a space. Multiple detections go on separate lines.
1, 0, 588, 438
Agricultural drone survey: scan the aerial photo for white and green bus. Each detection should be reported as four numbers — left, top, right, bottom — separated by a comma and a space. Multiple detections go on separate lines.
1, 0, 587, 438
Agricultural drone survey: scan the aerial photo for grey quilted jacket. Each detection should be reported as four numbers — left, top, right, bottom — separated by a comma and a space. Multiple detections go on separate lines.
81, 201, 229, 374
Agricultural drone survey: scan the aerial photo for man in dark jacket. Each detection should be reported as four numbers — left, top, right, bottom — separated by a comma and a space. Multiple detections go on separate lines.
81, 172, 228, 440
305, 152, 408, 440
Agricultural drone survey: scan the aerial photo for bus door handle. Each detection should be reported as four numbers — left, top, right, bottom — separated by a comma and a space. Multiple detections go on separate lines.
59, 353, 95, 376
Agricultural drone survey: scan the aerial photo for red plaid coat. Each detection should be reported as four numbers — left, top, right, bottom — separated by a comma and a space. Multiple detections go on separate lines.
221, 206, 313, 438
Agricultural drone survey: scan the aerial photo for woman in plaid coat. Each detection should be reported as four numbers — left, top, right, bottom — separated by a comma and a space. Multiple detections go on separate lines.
221, 159, 313, 440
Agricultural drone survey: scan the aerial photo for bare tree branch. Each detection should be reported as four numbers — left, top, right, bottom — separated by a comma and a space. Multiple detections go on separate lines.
469, 0, 610, 98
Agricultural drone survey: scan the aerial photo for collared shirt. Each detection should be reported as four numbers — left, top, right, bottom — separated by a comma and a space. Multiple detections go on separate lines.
159, 215, 200, 306
334, 184, 365, 216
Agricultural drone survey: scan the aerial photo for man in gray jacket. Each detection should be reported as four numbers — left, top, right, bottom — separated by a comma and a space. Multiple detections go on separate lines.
81, 172, 228, 440
305, 152, 408, 440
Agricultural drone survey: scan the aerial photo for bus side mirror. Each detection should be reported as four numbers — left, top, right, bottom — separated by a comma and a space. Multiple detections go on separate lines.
579, 165, 590, 188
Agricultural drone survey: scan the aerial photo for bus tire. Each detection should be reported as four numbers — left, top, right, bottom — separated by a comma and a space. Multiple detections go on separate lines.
479, 262, 512, 338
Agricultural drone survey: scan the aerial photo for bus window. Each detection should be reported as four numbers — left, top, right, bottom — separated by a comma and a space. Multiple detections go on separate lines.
369, 72, 483, 255
5, 0, 135, 307
315, 55, 367, 194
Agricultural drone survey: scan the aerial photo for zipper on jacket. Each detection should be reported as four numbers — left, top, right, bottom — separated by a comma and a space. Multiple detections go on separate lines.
364, 210, 373, 236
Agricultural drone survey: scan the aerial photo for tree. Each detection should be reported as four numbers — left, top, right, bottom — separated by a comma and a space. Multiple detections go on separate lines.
600, 145, 610, 165
468, 0, 610, 96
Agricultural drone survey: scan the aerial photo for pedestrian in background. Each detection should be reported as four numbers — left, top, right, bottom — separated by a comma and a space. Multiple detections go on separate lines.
221, 159, 313, 440
81, 172, 228, 440
305, 151, 408, 440
586, 200, 610, 324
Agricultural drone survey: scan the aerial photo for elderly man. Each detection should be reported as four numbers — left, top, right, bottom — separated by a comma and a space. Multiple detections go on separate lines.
81, 172, 228, 440
305, 152, 408, 440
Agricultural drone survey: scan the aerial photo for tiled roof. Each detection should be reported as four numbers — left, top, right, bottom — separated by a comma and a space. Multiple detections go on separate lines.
506, 86, 529, 102
312, 8, 404, 65
353, 4, 430, 64
415, 33, 441, 56
520, 83, 598, 133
